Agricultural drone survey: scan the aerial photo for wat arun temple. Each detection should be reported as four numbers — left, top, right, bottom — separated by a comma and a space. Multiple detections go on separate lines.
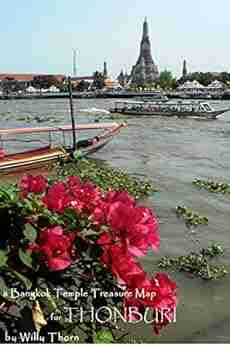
129, 18, 159, 86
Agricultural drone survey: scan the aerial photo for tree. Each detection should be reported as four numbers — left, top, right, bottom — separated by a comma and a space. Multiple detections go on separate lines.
159, 70, 177, 90
2, 78, 22, 94
91, 71, 105, 90
75, 80, 90, 91
32, 75, 63, 89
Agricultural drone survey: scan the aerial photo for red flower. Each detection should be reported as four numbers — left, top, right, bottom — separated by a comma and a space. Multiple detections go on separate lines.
20, 174, 47, 197
105, 190, 135, 207
71, 180, 102, 213
0, 148, 5, 159
98, 235, 147, 287
31, 226, 76, 271
42, 182, 71, 213
106, 202, 160, 256
124, 272, 177, 334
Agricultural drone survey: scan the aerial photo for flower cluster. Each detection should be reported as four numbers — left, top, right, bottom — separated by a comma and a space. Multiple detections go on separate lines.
5, 174, 177, 337
29, 226, 76, 271
0, 148, 5, 159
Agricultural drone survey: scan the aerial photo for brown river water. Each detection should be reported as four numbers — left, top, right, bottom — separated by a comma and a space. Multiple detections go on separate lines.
0, 98, 230, 343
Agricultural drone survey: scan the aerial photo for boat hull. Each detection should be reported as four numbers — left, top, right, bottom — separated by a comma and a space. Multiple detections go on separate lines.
0, 147, 68, 173
109, 109, 229, 119
0, 123, 126, 173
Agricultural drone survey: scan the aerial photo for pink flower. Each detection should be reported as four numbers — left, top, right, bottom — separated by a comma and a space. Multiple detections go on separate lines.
97, 235, 147, 287
105, 190, 135, 207
106, 202, 160, 256
42, 182, 69, 213
0, 148, 5, 159
31, 226, 76, 271
20, 174, 47, 197
124, 272, 177, 334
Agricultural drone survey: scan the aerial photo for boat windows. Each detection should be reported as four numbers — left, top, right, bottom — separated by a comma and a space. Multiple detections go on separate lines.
198, 103, 212, 112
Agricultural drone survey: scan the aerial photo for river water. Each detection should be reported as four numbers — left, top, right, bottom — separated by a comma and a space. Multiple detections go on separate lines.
0, 98, 230, 343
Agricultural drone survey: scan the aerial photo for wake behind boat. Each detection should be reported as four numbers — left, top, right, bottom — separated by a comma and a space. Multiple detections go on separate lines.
109, 100, 230, 119
79, 107, 110, 115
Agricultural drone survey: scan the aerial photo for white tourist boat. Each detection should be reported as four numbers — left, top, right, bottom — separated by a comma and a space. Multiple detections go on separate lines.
109, 100, 230, 119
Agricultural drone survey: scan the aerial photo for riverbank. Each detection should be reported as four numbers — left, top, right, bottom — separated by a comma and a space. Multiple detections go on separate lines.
1, 91, 230, 100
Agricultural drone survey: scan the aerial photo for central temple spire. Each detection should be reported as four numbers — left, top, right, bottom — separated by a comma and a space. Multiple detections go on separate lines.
142, 17, 149, 40
130, 18, 159, 86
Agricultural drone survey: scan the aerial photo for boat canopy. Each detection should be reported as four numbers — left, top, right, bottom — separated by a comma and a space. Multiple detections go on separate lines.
0, 123, 122, 136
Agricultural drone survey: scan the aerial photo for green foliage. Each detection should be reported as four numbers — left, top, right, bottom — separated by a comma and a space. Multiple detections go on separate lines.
54, 158, 156, 199
94, 330, 114, 343
158, 244, 227, 280
159, 70, 177, 90
32, 75, 63, 89
193, 178, 230, 194
23, 223, 37, 242
73, 149, 83, 160
176, 205, 208, 227
92, 71, 105, 90
179, 71, 229, 86
0, 250, 8, 267
18, 248, 33, 268
0, 175, 135, 342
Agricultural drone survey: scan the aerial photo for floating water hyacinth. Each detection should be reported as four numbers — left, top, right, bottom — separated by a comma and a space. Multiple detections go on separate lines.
176, 205, 209, 227
193, 178, 230, 194
158, 244, 227, 280
54, 158, 156, 199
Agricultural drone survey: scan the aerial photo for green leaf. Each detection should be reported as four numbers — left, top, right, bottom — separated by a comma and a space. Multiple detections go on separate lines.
23, 223, 37, 242
94, 330, 114, 344
73, 150, 83, 160
0, 250, 8, 267
18, 248, 33, 268
10, 269, 32, 289
81, 229, 98, 237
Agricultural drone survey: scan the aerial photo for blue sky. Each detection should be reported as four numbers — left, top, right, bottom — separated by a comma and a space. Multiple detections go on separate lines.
0, 0, 230, 78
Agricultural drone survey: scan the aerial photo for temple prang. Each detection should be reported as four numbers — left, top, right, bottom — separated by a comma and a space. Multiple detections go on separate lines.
130, 17, 159, 86
182, 59, 188, 79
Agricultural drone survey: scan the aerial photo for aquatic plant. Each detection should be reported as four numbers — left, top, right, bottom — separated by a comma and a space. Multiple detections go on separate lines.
193, 178, 230, 194
54, 158, 156, 199
176, 205, 208, 227
158, 244, 227, 280
0, 174, 176, 342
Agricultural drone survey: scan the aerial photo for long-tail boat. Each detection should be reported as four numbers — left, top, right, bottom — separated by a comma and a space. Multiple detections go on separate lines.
0, 77, 126, 173
0, 122, 126, 172
109, 100, 230, 119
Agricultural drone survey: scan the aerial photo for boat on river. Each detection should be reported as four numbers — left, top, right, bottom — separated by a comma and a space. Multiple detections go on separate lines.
0, 122, 126, 172
109, 100, 230, 119
135, 94, 169, 103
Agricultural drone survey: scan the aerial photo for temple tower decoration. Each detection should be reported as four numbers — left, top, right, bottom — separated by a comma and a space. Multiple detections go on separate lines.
130, 17, 159, 86
117, 70, 129, 87
182, 59, 187, 79
103, 61, 108, 78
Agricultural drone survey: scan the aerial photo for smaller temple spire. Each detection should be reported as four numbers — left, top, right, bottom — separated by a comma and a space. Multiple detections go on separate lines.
182, 59, 187, 78
103, 61, 108, 78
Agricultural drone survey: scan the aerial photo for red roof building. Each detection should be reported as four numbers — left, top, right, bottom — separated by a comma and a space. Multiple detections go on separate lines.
0, 73, 65, 82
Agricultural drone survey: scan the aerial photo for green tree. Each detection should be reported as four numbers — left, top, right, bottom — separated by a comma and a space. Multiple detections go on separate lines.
159, 70, 176, 90
92, 71, 105, 90
75, 80, 90, 91
32, 75, 63, 89
2, 78, 22, 94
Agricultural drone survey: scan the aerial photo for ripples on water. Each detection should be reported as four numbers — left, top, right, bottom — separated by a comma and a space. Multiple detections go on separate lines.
1, 98, 230, 342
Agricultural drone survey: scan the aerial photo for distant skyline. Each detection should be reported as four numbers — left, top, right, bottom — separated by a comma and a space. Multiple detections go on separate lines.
0, 0, 230, 78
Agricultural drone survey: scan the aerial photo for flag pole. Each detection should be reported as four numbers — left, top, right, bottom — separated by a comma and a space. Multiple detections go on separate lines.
67, 76, 76, 151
